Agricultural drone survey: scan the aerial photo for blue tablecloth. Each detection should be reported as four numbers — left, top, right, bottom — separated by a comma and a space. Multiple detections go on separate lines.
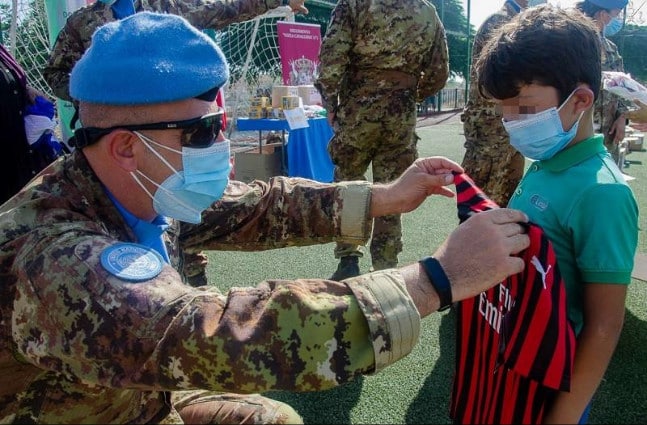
236, 117, 334, 182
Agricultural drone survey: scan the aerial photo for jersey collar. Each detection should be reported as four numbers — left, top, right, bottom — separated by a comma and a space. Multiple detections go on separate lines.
540, 134, 607, 172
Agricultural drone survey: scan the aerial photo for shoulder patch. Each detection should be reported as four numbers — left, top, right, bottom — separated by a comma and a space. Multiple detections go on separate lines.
100, 243, 164, 282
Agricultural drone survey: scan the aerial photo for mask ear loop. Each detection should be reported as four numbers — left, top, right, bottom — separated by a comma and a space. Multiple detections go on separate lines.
134, 131, 182, 175
557, 86, 589, 131
130, 169, 204, 216
130, 132, 202, 215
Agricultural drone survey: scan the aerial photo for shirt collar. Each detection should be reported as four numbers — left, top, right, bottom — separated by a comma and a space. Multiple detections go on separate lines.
105, 190, 169, 241
540, 134, 606, 172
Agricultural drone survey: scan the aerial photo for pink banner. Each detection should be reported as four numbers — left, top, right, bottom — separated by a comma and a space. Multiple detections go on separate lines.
277, 21, 321, 86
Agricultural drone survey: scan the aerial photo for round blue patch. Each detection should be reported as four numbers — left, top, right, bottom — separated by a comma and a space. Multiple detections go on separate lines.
100, 243, 164, 282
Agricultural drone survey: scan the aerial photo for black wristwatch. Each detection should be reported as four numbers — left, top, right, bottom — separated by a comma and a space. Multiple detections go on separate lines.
419, 257, 453, 311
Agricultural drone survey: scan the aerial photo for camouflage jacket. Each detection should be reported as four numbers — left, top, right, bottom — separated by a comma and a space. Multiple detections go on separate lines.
461, 2, 517, 149
43, 0, 283, 101
594, 34, 630, 134
314, 0, 449, 112
0, 151, 420, 423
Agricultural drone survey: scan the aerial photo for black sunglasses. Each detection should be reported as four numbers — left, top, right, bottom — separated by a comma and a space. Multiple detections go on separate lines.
71, 109, 224, 149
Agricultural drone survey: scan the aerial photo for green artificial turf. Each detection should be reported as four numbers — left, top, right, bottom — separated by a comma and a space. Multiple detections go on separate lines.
208, 116, 647, 424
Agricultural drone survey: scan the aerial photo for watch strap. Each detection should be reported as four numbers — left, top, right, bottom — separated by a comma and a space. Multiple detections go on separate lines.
419, 256, 453, 311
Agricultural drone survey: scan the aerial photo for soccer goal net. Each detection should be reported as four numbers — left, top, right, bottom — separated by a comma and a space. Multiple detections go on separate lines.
209, 7, 294, 135
1, 0, 52, 98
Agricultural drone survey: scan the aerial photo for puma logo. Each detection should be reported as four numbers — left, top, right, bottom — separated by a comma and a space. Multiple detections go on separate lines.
530, 255, 551, 289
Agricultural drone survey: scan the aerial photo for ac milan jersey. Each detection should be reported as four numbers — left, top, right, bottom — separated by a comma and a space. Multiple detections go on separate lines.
449, 173, 576, 424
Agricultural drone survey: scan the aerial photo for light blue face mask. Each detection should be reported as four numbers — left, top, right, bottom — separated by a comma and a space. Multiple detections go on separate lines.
502, 89, 583, 161
131, 132, 231, 224
604, 16, 624, 37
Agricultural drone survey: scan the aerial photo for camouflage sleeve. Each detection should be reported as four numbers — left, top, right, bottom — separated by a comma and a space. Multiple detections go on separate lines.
42, 10, 102, 101
158, 0, 281, 30
600, 37, 630, 116
314, 0, 353, 112
417, 17, 449, 101
182, 178, 372, 253
12, 235, 419, 392
462, 12, 509, 125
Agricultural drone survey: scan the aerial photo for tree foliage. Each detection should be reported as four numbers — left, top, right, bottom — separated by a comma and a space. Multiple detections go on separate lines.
430, 0, 473, 80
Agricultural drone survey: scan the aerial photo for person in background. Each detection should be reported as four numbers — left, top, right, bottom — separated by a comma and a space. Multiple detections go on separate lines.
315, 0, 449, 280
0, 12, 531, 424
476, 5, 638, 422
460, 0, 545, 207
575, 0, 631, 165
43, 0, 308, 286
0, 43, 62, 204
43, 0, 308, 102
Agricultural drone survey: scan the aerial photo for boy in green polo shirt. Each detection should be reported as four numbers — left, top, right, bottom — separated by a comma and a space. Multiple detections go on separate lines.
474, 4, 638, 423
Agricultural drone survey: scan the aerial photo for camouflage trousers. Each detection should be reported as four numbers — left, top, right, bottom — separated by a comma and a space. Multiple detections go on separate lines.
162, 391, 303, 424
329, 90, 418, 270
461, 139, 525, 207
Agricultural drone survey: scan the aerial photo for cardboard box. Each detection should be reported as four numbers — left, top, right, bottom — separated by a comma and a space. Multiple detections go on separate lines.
234, 144, 284, 182
272, 85, 298, 108
298, 85, 322, 105
626, 135, 643, 151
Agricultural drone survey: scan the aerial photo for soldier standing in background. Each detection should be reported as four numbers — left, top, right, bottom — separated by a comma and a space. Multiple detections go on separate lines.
575, 0, 631, 165
43, 0, 308, 286
315, 0, 449, 280
460, 0, 545, 207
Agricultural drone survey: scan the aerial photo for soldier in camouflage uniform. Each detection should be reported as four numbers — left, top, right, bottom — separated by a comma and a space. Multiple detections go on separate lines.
315, 0, 449, 279
575, 0, 631, 165
43, 0, 308, 287
0, 13, 531, 424
43, 0, 308, 102
460, 0, 539, 207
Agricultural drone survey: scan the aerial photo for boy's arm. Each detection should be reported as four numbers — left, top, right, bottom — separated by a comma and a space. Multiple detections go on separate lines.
544, 283, 627, 424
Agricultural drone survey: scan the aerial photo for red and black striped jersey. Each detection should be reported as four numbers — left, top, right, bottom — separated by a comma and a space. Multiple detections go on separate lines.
449, 173, 576, 424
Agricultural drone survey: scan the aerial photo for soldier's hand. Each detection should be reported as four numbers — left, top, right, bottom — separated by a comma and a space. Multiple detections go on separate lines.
433, 208, 529, 302
288, 0, 308, 14
369, 157, 462, 218
608, 114, 626, 143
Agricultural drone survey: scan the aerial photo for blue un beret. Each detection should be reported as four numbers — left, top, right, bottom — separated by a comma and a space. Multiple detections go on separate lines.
70, 12, 229, 105
586, 0, 628, 9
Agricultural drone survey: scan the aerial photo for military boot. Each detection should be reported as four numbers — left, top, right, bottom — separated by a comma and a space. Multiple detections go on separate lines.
329, 256, 360, 281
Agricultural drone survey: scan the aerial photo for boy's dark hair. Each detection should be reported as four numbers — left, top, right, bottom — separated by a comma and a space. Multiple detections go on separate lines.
475, 5, 602, 104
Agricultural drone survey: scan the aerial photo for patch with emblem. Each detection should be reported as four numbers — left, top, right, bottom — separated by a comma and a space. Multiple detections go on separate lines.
100, 243, 164, 282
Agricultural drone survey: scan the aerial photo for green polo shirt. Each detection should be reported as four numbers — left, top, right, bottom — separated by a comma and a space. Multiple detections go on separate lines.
508, 135, 638, 334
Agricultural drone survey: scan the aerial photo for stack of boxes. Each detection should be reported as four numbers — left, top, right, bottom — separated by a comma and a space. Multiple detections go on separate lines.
248, 96, 271, 119
245, 85, 322, 120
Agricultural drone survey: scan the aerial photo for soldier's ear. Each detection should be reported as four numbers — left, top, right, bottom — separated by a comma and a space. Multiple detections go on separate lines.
105, 130, 139, 172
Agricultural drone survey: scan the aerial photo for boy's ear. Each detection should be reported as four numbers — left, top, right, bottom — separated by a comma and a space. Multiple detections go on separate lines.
572, 86, 595, 114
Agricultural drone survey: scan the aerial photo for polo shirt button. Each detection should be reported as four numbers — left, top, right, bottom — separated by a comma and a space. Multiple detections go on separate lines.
515, 188, 522, 195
